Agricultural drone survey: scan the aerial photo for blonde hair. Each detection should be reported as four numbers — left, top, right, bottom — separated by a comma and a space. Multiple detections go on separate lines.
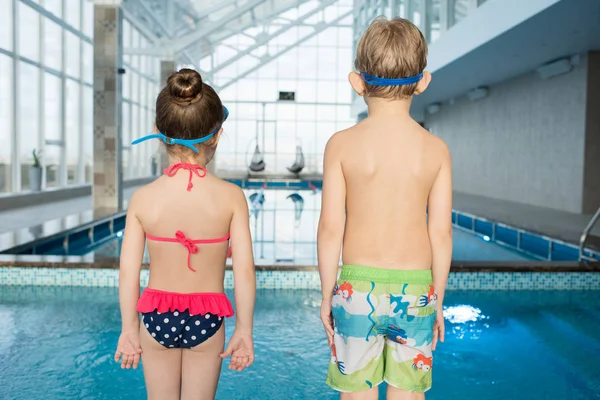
355, 17, 428, 99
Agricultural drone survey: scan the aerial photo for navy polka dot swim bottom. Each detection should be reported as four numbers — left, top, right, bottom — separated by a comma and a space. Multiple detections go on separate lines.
142, 309, 223, 349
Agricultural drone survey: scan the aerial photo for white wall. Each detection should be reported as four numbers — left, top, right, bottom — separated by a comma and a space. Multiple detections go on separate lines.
424, 54, 589, 213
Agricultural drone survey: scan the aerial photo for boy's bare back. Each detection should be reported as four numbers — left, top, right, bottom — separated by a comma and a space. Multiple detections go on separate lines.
327, 115, 450, 270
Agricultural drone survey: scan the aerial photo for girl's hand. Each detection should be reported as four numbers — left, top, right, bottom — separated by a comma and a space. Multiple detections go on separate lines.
432, 309, 445, 351
220, 329, 254, 372
320, 299, 334, 348
115, 331, 143, 369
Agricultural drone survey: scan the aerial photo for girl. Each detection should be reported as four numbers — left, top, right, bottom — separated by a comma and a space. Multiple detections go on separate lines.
114, 68, 256, 400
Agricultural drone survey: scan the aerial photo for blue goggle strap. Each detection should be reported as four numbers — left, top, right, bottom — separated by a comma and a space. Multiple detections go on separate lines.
131, 106, 229, 153
360, 72, 424, 86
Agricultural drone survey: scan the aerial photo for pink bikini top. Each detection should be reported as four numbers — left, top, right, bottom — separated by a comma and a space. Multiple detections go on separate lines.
146, 162, 230, 272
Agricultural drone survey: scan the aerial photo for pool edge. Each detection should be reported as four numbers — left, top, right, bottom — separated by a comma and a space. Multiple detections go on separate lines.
1, 267, 599, 290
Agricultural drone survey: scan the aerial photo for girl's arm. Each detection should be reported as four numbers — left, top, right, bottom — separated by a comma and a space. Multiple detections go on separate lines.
115, 191, 146, 369
220, 187, 256, 372
317, 134, 346, 345
230, 187, 256, 332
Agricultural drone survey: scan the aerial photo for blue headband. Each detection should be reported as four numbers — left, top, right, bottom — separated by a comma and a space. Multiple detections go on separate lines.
360, 72, 424, 86
131, 106, 229, 153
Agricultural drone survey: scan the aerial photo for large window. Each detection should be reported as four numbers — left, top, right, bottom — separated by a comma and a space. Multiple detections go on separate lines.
82, 86, 93, 182
0, 0, 12, 51
1, 0, 413, 194
121, 19, 159, 180
18, 2, 40, 62
353, 0, 487, 46
65, 79, 81, 184
0, 54, 12, 193
44, 19, 63, 71
0, 0, 160, 193
44, 73, 62, 187
18, 62, 40, 190
205, 2, 355, 174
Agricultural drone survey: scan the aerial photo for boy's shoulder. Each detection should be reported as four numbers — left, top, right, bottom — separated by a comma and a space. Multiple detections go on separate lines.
325, 124, 358, 150
423, 130, 450, 158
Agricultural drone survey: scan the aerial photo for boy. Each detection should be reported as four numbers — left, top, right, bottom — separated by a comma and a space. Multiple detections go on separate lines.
317, 17, 452, 400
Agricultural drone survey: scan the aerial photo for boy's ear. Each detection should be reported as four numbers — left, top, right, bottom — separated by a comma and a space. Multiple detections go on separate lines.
414, 71, 431, 95
153, 125, 159, 133
349, 72, 366, 96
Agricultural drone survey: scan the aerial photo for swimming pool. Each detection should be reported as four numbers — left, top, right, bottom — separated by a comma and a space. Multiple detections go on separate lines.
1, 286, 598, 399
89, 189, 533, 263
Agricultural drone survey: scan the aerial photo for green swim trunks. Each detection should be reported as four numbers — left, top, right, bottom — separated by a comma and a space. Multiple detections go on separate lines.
326, 265, 437, 393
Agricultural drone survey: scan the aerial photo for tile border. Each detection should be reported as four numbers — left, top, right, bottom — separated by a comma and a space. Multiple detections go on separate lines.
1, 267, 599, 290
1, 259, 598, 272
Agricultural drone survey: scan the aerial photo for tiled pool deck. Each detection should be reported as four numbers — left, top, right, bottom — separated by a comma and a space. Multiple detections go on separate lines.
3, 189, 598, 262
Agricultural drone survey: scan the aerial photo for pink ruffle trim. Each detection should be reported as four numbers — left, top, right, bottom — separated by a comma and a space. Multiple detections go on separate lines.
136, 288, 234, 317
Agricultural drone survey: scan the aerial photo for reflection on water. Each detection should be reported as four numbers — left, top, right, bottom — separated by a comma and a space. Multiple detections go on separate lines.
287, 193, 305, 227
444, 304, 490, 340
444, 305, 486, 324
249, 189, 320, 265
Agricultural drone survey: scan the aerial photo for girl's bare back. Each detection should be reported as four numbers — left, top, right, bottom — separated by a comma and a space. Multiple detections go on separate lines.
134, 170, 242, 293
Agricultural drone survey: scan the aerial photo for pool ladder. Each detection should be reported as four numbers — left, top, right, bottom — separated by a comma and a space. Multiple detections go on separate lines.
579, 206, 600, 261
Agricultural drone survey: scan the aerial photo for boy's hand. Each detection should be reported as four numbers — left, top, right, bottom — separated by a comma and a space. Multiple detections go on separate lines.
115, 331, 143, 369
220, 329, 254, 372
320, 299, 334, 347
432, 309, 445, 351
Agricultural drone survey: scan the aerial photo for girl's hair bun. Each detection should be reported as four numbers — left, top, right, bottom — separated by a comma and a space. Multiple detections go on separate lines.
167, 68, 203, 104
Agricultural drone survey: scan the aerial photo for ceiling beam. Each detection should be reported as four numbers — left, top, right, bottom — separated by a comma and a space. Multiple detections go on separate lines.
168, 0, 269, 53
123, 0, 312, 61
188, 0, 238, 21
208, 0, 339, 77
204, 0, 307, 44
218, 9, 352, 90
122, 0, 199, 67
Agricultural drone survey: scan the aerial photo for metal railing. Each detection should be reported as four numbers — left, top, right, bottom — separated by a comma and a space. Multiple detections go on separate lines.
579, 206, 600, 261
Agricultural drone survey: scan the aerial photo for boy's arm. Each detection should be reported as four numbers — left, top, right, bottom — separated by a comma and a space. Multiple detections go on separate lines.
318, 134, 346, 301
428, 142, 453, 310
230, 188, 256, 332
119, 191, 146, 333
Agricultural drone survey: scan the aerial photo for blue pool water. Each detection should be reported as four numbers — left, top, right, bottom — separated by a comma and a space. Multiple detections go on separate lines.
90, 189, 533, 263
1, 286, 599, 399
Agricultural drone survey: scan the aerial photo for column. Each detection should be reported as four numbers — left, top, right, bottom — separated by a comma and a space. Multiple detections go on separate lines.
466, 0, 480, 12
418, 0, 432, 42
159, 60, 176, 171
439, 0, 451, 33
390, 0, 400, 17
93, 1, 123, 218
583, 51, 600, 213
